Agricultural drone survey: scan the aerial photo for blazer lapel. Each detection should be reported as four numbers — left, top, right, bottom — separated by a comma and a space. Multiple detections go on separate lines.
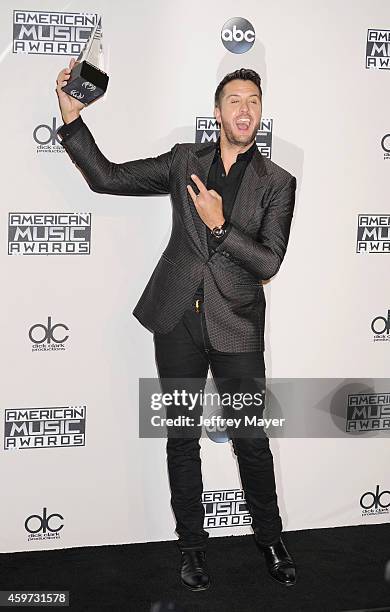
229, 147, 269, 231
186, 144, 215, 257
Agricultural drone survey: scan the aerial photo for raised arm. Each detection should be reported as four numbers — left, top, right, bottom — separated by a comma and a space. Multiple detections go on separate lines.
55, 58, 176, 196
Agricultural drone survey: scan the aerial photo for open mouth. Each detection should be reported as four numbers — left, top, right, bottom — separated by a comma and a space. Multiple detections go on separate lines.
236, 118, 251, 132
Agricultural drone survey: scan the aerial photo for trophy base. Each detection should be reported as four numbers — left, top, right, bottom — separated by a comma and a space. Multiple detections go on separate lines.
62, 61, 109, 105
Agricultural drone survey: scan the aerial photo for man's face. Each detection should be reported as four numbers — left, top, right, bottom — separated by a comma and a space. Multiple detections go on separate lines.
214, 79, 262, 147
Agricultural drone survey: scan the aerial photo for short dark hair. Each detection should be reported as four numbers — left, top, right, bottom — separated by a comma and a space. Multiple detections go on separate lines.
214, 68, 262, 108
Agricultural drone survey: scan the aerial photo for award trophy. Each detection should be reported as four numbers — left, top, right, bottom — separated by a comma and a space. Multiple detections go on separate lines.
62, 18, 109, 105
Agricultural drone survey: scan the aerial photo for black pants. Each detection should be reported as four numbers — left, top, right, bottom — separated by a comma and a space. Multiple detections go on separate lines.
153, 298, 283, 551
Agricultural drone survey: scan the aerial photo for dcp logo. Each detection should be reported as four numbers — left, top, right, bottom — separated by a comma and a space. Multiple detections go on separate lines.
25, 507, 64, 534
33, 117, 61, 145
371, 309, 390, 335
29, 316, 69, 345
381, 134, 390, 153
221, 17, 256, 54
360, 485, 390, 510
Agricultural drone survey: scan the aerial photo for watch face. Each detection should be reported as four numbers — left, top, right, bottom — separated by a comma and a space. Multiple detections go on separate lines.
212, 227, 225, 239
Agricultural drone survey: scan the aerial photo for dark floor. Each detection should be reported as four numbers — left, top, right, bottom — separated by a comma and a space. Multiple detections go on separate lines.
1, 523, 390, 611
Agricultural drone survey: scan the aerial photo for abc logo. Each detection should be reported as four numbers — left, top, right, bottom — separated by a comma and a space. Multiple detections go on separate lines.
221, 17, 256, 54
360, 485, 390, 510
381, 134, 390, 153
371, 309, 390, 335
33, 117, 61, 146
204, 408, 229, 444
29, 316, 69, 345
25, 507, 64, 534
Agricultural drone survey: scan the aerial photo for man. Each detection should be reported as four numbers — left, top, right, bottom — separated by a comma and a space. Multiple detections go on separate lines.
55, 62, 297, 591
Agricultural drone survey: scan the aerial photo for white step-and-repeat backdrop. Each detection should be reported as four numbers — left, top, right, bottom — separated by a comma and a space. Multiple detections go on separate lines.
1, 0, 389, 552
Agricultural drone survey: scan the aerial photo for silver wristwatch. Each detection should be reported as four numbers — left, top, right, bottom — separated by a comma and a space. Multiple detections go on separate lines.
211, 221, 227, 239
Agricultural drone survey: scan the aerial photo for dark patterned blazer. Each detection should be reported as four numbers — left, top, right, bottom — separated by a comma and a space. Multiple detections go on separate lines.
59, 118, 297, 352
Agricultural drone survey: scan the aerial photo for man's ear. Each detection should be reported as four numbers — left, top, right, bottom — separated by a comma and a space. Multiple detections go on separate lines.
214, 105, 221, 124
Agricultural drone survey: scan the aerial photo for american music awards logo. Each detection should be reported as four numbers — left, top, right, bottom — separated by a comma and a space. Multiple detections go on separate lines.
12, 10, 98, 55
356, 215, 390, 253
202, 489, 251, 528
195, 117, 273, 159
8, 212, 91, 255
366, 29, 390, 70
4, 406, 86, 450
346, 393, 390, 432
33, 117, 64, 154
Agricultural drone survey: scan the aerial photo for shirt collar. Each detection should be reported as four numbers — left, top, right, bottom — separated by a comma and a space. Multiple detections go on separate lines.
214, 136, 257, 163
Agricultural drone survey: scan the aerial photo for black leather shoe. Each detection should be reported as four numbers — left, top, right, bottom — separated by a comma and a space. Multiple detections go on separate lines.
180, 550, 210, 591
256, 538, 296, 586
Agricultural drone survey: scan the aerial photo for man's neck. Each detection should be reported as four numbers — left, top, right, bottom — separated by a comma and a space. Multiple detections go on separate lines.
219, 134, 255, 175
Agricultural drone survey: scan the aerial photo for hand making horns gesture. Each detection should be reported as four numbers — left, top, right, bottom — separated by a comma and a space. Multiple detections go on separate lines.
187, 174, 225, 230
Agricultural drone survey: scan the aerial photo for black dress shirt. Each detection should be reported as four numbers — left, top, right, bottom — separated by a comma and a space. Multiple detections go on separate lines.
193, 136, 257, 298
206, 136, 257, 248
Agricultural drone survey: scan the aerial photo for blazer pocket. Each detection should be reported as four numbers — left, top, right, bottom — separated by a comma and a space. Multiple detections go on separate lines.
236, 280, 261, 286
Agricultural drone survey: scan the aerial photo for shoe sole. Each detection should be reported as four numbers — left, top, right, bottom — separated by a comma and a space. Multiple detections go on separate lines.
181, 578, 211, 591
268, 572, 297, 587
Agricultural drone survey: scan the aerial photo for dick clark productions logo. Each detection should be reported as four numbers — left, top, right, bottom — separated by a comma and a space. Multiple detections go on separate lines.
29, 316, 69, 352
25, 507, 64, 541
371, 309, 390, 342
33, 117, 65, 154
360, 485, 390, 516
382, 134, 390, 160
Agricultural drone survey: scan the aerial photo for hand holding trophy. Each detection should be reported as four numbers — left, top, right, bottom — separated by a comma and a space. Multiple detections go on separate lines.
56, 57, 85, 124
55, 17, 109, 125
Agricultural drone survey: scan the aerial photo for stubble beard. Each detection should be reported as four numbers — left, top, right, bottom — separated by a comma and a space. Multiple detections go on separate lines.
221, 118, 260, 149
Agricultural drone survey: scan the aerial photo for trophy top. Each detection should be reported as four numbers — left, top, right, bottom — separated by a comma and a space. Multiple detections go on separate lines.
77, 17, 105, 71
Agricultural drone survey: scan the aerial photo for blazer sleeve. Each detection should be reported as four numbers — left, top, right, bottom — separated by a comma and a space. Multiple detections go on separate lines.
218, 174, 297, 281
58, 116, 178, 196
